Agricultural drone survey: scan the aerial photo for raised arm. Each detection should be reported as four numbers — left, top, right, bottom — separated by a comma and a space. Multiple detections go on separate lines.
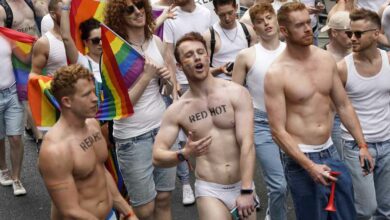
60, 0, 79, 64
38, 142, 98, 219
330, 60, 373, 172
30, 37, 49, 76
154, 5, 176, 31
264, 67, 334, 185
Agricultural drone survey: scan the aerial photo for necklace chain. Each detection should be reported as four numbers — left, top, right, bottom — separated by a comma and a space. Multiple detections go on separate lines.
221, 26, 238, 43
129, 38, 145, 51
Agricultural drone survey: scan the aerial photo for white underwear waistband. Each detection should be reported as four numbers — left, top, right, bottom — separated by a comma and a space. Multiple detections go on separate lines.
298, 137, 333, 153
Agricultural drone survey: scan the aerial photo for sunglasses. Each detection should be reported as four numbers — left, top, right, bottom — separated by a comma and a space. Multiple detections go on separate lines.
345, 29, 377, 39
126, 1, 145, 15
89, 37, 101, 45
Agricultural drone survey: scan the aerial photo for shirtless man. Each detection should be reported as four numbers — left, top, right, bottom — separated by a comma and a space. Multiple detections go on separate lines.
153, 32, 256, 220
264, 2, 371, 219
38, 64, 138, 220
0, 0, 39, 36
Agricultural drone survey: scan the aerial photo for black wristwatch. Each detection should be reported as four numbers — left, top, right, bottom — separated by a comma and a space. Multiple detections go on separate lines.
240, 189, 253, 195
177, 149, 186, 162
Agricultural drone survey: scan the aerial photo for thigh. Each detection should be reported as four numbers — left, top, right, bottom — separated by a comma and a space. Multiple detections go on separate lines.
0, 97, 5, 139
373, 142, 390, 218
196, 197, 231, 220
4, 92, 24, 136
116, 137, 155, 207
342, 140, 377, 211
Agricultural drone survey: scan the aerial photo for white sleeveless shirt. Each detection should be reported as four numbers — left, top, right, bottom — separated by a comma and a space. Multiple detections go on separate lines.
246, 42, 286, 112
0, 36, 15, 89
341, 49, 390, 142
212, 21, 248, 80
113, 37, 166, 139
44, 31, 67, 75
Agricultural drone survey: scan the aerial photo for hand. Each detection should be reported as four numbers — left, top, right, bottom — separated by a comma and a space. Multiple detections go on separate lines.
359, 147, 374, 175
161, 4, 177, 20
143, 57, 159, 80
236, 194, 255, 219
219, 62, 233, 76
306, 163, 337, 185
307, 5, 322, 14
315, 2, 325, 11
183, 132, 212, 158
156, 66, 171, 81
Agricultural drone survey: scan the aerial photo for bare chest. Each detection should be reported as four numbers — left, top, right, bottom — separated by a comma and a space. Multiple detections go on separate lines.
284, 66, 333, 104
8, 2, 37, 35
354, 59, 382, 77
71, 131, 108, 179
180, 99, 235, 135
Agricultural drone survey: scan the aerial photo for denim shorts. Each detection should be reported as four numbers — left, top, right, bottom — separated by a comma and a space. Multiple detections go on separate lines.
0, 84, 24, 139
282, 145, 356, 220
115, 127, 177, 207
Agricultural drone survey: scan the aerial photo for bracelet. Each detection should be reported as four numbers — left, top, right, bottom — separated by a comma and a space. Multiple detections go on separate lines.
124, 211, 133, 218
61, 5, 70, 10
358, 143, 368, 149
240, 189, 253, 195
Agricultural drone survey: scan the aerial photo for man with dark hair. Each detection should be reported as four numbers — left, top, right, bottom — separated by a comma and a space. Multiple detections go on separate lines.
337, 8, 390, 220
265, 2, 369, 219
232, 3, 287, 220
202, 0, 256, 81
154, 32, 257, 220
39, 64, 138, 220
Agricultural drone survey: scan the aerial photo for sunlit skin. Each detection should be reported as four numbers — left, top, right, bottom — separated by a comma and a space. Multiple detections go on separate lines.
332, 29, 352, 50
349, 19, 379, 52
252, 11, 279, 40
215, 4, 238, 30
125, 0, 146, 28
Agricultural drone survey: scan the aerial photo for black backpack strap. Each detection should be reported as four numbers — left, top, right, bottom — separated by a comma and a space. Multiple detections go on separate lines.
239, 22, 251, 47
209, 26, 215, 67
0, 0, 13, 28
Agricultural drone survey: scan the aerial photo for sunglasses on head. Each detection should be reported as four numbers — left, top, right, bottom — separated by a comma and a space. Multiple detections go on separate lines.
89, 37, 101, 45
345, 29, 377, 39
126, 1, 145, 14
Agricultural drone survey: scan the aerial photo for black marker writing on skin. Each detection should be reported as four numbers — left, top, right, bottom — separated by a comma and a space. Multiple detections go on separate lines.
189, 104, 227, 123
79, 132, 102, 151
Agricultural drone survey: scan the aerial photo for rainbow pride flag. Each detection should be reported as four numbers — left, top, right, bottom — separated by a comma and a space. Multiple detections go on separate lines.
0, 27, 37, 101
70, 0, 106, 54
27, 75, 60, 129
98, 24, 140, 120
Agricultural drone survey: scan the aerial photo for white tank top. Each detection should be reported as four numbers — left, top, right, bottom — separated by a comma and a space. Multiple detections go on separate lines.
212, 21, 248, 80
113, 37, 166, 139
44, 31, 67, 75
341, 49, 390, 142
0, 36, 15, 89
246, 42, 286, 111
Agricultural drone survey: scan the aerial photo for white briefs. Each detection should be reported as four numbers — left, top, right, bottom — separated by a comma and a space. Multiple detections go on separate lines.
298, 137, 333, 153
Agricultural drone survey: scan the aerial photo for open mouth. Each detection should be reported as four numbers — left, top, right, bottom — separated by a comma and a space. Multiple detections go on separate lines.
195, 63, 204, 71
265, 27, 273, 32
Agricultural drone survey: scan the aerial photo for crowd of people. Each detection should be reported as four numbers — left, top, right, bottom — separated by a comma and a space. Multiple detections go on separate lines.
1, 0, 390, 219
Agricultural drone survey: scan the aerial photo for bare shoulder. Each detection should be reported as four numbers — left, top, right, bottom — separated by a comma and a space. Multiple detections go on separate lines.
337, 57, 347, 73
237, 45, 255, 60
33, 35, 49, 52
313, 46, 336, 64
153, 35, 163, 49
220, 79, 250, 98
85, 118, 101, 131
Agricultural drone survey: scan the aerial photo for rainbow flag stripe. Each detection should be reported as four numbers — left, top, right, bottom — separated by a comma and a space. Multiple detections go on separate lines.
97, 24, 137, 120
27, 75, 60, 129
70, 0, 106, 54
0, 27, 37, 101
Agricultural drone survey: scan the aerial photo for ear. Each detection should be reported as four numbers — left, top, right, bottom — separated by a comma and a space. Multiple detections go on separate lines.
279, 25, 288, 38
61, 96, 72, 109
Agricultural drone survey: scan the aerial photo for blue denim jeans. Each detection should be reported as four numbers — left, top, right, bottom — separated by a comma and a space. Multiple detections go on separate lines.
254, 110, 287, 220
0, 84, 24, 139
282, 145, 356, 220
331, 114, 343, 158
115, 128, 177, 207
343, 139, 390, 220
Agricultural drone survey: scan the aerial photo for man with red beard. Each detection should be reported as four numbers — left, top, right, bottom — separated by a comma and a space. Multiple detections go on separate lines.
264, 2, 368, 220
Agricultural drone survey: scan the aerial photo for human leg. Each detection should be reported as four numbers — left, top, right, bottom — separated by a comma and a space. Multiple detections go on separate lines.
373, 140, 390, 219
154, 191, 172, 220
254, 110, 287, 220
343, 140, 377, 220
197, 197, 232, 220
115, 130, 158, 219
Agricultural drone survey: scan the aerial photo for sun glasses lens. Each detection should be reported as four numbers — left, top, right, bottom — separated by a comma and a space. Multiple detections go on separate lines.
135, 1, 144, 9
126, 2, 144, 14
345, 31, 363, 39
127, 5, 135, 14
90, 38, 101, 45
